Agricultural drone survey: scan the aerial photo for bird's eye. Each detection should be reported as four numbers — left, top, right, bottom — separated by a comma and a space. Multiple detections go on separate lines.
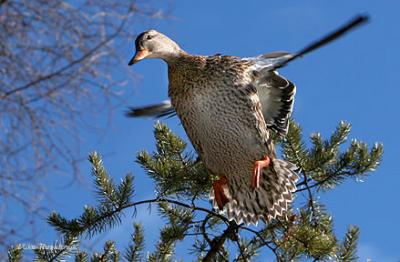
146, 34, 153, 40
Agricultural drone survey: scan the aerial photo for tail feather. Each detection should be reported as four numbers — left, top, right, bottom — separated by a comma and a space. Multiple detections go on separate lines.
210, 158, 298, 225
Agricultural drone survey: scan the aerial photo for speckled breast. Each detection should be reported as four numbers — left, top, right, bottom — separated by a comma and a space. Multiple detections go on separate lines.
169, 61, 270, 179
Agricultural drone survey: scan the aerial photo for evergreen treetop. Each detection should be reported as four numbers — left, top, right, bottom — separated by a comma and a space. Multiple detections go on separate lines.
9, 120, 382, 261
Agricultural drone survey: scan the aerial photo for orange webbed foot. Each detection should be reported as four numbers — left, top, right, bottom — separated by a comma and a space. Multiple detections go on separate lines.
252, 155, 270, 189
212, 176, 229, 210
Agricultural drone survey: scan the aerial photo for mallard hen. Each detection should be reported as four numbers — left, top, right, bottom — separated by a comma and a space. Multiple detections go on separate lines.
128, 16, 369, 224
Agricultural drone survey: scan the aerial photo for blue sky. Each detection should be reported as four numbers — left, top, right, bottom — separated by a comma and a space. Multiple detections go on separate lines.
26, 1, 400, 261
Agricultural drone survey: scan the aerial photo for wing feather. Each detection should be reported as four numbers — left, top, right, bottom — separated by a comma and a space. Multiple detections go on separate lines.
125, 100, 175, 118
255, 70, 295, 135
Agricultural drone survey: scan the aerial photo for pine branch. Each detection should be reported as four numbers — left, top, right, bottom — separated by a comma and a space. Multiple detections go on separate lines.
89, 152, 120, 207
124, 223, 145, 262
296, 140, 383, 193
240, 226, 281, 261
33, 235, 79, 262
90, 241, 120, 262
47, 192, 272, 262
48, 152, 134, 238
289, 121, 383, 192
148, 202, 194, 260
203, 221, 238, 262
75, 252, 89, 262
282, 120, 309, 171
136, 123, 213, 199
337, 226, 359, 262
12, 120, 382, 261
7, 245, 23, 262
48, 198, 125, 238
233, 238, 259, 262
276, 204, 337, 261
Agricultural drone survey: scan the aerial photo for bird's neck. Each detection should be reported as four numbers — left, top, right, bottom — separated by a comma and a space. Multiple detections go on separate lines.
167, 54, 206, 96
162, 49, 188, 64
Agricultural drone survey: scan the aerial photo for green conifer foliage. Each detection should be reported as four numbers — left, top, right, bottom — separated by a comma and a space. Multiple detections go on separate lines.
10, 120, 382, 261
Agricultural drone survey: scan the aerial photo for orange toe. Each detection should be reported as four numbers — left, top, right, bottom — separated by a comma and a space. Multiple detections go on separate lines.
212, 176, 229, 210
251, 155, 270, 188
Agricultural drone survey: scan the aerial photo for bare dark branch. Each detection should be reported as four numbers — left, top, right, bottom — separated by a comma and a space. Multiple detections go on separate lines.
0, 0, 167, 257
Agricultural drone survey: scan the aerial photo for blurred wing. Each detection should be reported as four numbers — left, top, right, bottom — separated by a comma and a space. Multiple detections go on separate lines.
125, 100, 176, 118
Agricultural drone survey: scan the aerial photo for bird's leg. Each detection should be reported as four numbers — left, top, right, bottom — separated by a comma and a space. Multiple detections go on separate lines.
252, 155, 270, 188
212, 175, 229, 210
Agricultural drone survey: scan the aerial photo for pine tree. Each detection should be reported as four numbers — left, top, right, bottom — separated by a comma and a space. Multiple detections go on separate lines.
8, 120, 382, 261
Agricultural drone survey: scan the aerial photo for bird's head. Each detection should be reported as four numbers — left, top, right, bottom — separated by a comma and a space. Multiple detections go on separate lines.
128, 29, 183, 65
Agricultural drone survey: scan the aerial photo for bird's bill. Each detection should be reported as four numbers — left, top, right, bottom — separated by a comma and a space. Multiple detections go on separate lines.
128, 49, 149, 65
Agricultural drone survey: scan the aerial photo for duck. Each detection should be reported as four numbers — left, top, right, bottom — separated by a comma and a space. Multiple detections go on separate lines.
128, 15, 368, 224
